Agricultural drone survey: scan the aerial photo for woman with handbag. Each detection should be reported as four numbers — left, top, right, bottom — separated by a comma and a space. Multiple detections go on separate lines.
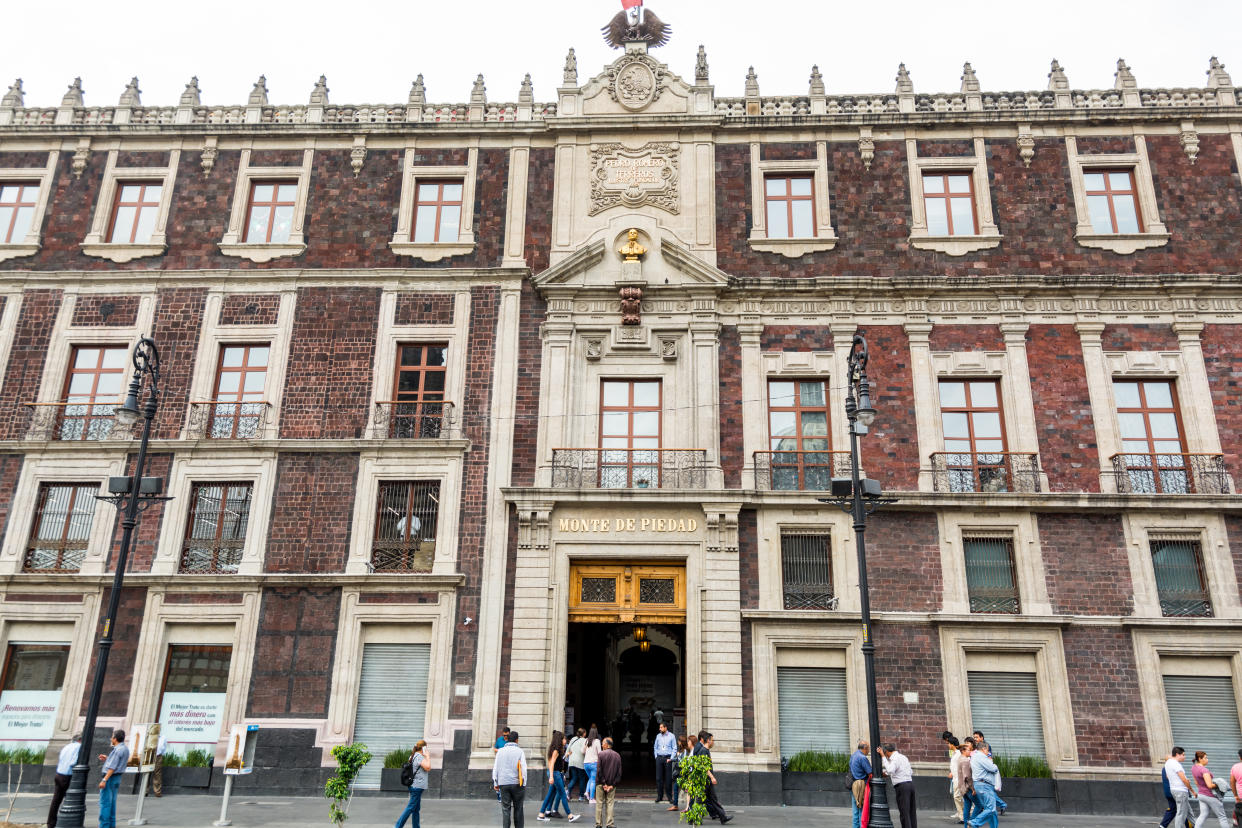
538, 731, 580, 822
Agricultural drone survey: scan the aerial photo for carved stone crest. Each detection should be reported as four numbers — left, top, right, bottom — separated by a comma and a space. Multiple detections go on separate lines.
606, 54, 666, 111
589, 141, 680, 216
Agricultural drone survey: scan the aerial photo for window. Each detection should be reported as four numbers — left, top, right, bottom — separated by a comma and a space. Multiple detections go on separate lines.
208, 345, 268, 438
777, 666, 848, 757
243, 181, 298, 244
0, 643, 70, 749
1150, 537, 1211, 617
59, 346, 128, 440
1083, 170, 1141, 234
599, 380, 661, 488
107, 182, 163, 244
158, 645, 231, 759
353, 643, 430, 788
966, 671, 1046, 761
764, 176, 814, 239
1163, 675, 1242, 768
24, 483, 97, 572
389, 344, 448, 438
780, 531, 834, 610
922, 173, 976, 236
963, 536, 1020, 614
372, 481, 440, 572
1, 644, 69, 692
1113, 380, 1188, 493
938, 380, 1006, 492
1064, 136, 1168, 253
766, 379, 831, 490
413, 181, 463, 244
180, 483, 252, 574
0, 183, 38, 244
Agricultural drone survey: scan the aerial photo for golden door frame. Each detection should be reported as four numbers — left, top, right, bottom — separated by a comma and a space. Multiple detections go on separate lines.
568, 562, 686, 624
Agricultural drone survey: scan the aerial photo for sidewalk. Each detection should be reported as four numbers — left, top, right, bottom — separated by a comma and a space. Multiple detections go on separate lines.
2, 791, 1160, 828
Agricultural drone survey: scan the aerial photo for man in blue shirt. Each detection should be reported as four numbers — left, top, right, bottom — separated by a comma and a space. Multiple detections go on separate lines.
967, 740, 1000, 828
849, 741, 873, 828
97, 729, 130, 828
494, 727, 511, 753
652, 722, 676, 804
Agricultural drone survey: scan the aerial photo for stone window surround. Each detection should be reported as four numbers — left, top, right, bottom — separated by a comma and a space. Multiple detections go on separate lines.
0, 454, 127, 577
81, 149, 181, 263
0, 598, 102, 744
0, 290, 22, 397
1121, 512, 1240, 620
124, 590, 260, 750
905, 137, 1002, 256
219, 148, 314, 262
345, 451, 465, 577
1132, 628, 1242, 764
183, 290, 296, 441
1065, 134, 1170, 254
0, 151, 59, 262
389, 145, 478, 261
150, 453, 279, 577
322, 589, 455, 756
937, 510, 1053, 617
747, 141, 838, 256
755, 510, 857, 613
938, 624, 1078, 770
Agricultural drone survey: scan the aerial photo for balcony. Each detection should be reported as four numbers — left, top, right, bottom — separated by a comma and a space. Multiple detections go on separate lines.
930, 452, 1042, 493
23, 542, 86, 573
369, 401, 456, 439
179, 541, 243, 574
186, 401, 272, 439
550, 448, 708, 490
1110, 453, 1231, 495
754, 450, 852, 491
25, 401, 130, 441
370, 542, 435, 573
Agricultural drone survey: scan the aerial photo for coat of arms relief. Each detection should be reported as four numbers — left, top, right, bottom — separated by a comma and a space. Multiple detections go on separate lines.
588, 141, 680, 216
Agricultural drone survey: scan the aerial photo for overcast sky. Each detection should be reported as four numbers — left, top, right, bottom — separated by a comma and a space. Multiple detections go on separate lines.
3, 0, 1240, 109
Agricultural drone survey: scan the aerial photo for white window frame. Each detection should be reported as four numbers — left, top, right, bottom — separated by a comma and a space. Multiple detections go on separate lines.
219, 148, 313, 262
747, 141, 837, 256
0, 152, 58, 262
389, 147, 478, 261
1121, 513, 1241, 620
81, 149, 180, 263
1065, 135, 1170, 254
906, 137, 1002, 255
938, 511, 1052, 616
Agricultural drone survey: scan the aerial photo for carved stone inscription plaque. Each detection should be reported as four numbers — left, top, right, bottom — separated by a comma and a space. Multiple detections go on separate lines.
589, 142, 680, 216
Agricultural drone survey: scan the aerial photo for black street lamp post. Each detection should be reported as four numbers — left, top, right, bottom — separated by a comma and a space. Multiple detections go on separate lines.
58, 337, 167, 828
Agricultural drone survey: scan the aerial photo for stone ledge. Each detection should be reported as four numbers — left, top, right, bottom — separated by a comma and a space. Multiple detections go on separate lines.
909, 233, 1003, 256
389, 241, 476, 261
218, 242, 307, 262
747, 236, 838, 257
80, 242, 166, 262
1074, 231, 1171, 254
0, 243, 39, 262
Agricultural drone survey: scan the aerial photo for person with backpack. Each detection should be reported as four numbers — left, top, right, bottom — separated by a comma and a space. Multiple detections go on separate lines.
538, 730, 579, 822
395, 740, 431, 828
566, 729, 588, 802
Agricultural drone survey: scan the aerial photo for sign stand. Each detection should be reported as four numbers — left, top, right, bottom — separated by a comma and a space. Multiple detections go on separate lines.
213, 774, 234, 827
215, 722, 258, 827
128, 772, 150, 826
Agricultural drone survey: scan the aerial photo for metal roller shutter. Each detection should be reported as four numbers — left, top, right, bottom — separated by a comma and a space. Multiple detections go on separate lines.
353, 642, 431, 787
1163, 675, 1242, 765
967, 671, 1046, 760
777, 666, 849, 758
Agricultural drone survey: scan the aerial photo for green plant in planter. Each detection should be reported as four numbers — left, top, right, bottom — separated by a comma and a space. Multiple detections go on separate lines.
325, 743, 371, 828
994, 755, 1051, 779
785, 750, 851, 774
182, 749, 213, 768
675, 754, 712, 826
384, 747, 413, 769
160, 752, 183, 768
3, 747, 45, 823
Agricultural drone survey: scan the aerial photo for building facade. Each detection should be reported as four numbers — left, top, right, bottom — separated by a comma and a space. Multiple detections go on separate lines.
1, 27, 1241, 803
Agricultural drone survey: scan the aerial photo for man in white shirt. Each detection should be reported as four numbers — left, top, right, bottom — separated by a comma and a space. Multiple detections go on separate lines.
1165, 746, 1195, 828
493, 730, 527, 828
880, 743, 917, 828
46, 732, 81, 828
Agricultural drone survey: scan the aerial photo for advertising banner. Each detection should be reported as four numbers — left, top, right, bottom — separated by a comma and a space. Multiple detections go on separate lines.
0, 689, 61, 749
222, 724, 258, 775
158, 692, 226, 757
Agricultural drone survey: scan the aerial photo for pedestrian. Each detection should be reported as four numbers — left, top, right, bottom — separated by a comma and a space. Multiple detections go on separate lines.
538, 730, 579, 822
1191, 751, 1229, 828
97, 729, 130, 828
594, 737, 623, 828
584, 727, 601, 805
1166, 747, 1196, 828
1229, 750, 1242, 828
970, 732, 1007, 816
151, 729, 166, 798
942, 732, 962, 823
693, 731, 731, 824
653, 721, 676, 804
967, 740, 999, 828
670, 734, 689, 812
1158, 757, 1176, 828
567, 728, 588, 802
493, 729, 527, 828
46, 732, 81, 828
849, 740, 872, 828
495, 727, 512, 753
395, 740, 431, 828
957, 743, 977, 827
880, 743, 917, 828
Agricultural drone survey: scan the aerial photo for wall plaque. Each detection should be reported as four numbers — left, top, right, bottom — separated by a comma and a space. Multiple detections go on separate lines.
589, 141, 680, 216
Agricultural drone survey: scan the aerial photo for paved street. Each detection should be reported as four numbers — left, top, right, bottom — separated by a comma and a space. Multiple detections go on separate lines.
1, 792, 1159, 828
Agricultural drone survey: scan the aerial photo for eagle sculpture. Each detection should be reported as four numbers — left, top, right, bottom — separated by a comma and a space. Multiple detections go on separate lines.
601, 8, 671, 49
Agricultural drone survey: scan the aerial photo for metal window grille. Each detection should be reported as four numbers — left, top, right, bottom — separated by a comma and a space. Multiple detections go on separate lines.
1150, 536, 1212, 617
581, 577, 617, 603
23, 483, 97, 572
160, 645, 232, 695
638, 578, 675, 604
781, 532, 835, 610
372, 481, 440, 572
963, 535, 1020, 614
180, 483, 252, 574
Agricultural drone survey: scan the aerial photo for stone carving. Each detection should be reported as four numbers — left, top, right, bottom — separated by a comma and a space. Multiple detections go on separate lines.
616, 323, 646, 343
1, 79, 22, 108
180, 77, 201, 107
563, 49, 578, 86
745, 66, 760, 97
61, 77, 84, 108
895, 63, 913, 94
248, 76, 268, 106
71, 138, 89, 178
1114, 58, 1137, 90
1180, 123, 1200, 165
519, 74, 533, 104
808, 65, 826, 97
660, 337, 678, 361
960, 62, 979, 93
601, 7, 671, 49
119, 77, 141, 107
200, 139, 218, 176
620, 285, 643, 325
618, 229, 647, 261
606, 53, 666, 111
310, 75, 329, 105
470, 74, 486, 104
695, 45, 709, 84
408, 74, 426, 107
1016, 128, 1035, 167
1207, 56, 1232, 87
351, 136, 367, 176
858, 131, 875, 171
588, 141, 680, 215
585, 338, 603, 361
1048, 59, 1069, 90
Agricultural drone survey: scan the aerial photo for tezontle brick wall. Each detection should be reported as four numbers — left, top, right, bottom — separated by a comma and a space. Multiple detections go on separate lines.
152, 288, 207, 439
1037, 513, 1132, 616
1100, 324, 1178, 351
866, 510, 942, 612
263, 452, 359, 573
107, 453, 173, 573
394, 292, 455, 326
1226, 516, 1242, 605
873, 622, 948, 762
717, 326, 744, 487
219, 293, 280, 326
928, 324, 1005, 352
1062, 626, 1149, 766
80, 586, 147, 717
738, 510, 759, 752
0, 454, 23, 551
247, 587, 341, 717
1027, 325, 1099, 492
70, 294, 141, 327
1201, 324, 1242, 484
0, 290, 63, 439
864, 326, 918, 491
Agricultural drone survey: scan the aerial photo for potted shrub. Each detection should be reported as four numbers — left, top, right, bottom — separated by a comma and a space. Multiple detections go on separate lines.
381, 747, 412, 792
163, 748, 213, 788
781, 751, 852, 806
325, 743, 371, 828
994, 755, 1053, 799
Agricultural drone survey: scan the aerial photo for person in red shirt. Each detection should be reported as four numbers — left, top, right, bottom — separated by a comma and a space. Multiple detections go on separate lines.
1190, 751, 1229, 828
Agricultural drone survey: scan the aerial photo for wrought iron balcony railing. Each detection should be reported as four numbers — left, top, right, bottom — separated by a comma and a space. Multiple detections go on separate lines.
370, 542, 435, 573
754, 450, 852, 491
550, 448, 708, 490
23, 543, 87, 573
25, 400, 131, 441
369, 401, 456, 439
186, 400, 272, 439
1157, 588, 1213, 618
930, 452, 1042, 493
179, 541, 244, 574
1110, 452, 1231, 495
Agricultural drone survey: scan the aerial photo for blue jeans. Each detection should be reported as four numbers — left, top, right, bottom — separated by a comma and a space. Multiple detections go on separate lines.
994, 790, 1008, 812
584, 762, 597, 799
395, 787, 424, 828
99, 775, 122, 828
968, 782, 998, 828
852, 798, 863, 828
963, 792, 979, 825
540, 771, 570, 815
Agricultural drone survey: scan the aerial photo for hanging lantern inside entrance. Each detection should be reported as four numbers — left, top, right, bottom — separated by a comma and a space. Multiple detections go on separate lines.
633, 625, 647, 642
639, 639, 651, 653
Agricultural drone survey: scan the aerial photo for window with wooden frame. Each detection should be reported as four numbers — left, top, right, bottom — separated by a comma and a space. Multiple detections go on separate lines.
569, 563, 686, 623
963, 534, 1020, 614
179, 482, 252, 574
0, 183, 38, 244
412, 180, 464, 244
1083, 169, 1142, 234
157, 644, 231, 757
1150, 536, 1212, 617
939, 380, 1007, 492
106, 182, 163, 244
24, 483, 97, 572
0, 643, 69, 694
372, 480, 440, 572
780, 531, 835, 610
766, 379, 832, 490
764, 175, 815, 239
243, 181, 298, 244
922, 172, 977, 237
599, 379, 662, 488
208, 345, 269, 439
59, 346, 128, 440
390, 344, 448, 438
1113, 380, 1188, 494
